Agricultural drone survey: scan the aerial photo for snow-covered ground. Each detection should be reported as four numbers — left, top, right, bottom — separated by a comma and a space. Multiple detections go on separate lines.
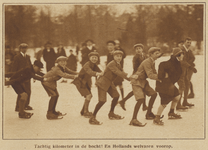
3, 54, 205, 140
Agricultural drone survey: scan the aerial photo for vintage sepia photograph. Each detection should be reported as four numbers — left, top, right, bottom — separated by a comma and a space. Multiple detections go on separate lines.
1, 1, 207, 149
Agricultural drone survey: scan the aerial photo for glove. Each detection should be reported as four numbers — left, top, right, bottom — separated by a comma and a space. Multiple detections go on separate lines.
189, 66, 197, 73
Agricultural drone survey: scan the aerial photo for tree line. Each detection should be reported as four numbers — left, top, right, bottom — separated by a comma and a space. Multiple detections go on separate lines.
5, 4, 203, 55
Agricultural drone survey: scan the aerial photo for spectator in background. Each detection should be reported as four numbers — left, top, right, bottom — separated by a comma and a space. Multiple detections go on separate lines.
177, 40, 195, 99
75, 43, 80, 56
35, 46, 44, 61
81, 39, 97, 66
114, 40, 126, 68
11, 43, 33, 111
67, 50, 77, 72
56, 42, 66, 58
42, 41, 57, 72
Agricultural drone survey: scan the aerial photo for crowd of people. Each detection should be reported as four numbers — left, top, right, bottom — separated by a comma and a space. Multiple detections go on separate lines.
4, 37, 197, 127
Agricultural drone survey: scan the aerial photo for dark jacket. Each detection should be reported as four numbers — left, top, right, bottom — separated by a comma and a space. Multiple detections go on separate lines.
5, 66, 44, 85
72, 61, 102, 88
132, 53, 147, 74
42, 48, 57, 71
81, 46, 97, 66
106, 52, 114, 65
66, 54, 77, 71
56, 48, 66, 57
11, 53, 32, 72
96, 60, 129, 91
155, 55, 182, 96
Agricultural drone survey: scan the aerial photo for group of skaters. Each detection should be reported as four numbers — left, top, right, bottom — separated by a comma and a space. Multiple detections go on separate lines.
5, 37, 197, 127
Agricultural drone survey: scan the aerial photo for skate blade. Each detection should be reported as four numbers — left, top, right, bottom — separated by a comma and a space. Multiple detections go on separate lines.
109, 116, 125, 120
168, 116, 182, 120
89, 122, 103, 125
160, 115, 164, 119
48, 117, 63, 120
153, 121, 164, 126
129, 123, 147, 127
59, 113, 67, 116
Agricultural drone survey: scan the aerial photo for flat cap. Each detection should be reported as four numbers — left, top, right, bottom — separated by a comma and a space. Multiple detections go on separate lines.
148, 47, 160, 54
88, 51, 99, 58
133, 44, 144, 49
34, 60, 43, 68
113, 50, 123, 56
19, 43, 28, 49
173, 47, 184, 56
55, 56, 68, 63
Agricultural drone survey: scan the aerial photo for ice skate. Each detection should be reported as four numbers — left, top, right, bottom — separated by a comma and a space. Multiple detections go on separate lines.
129, 119, 147, 127
108, 112, 124, 120
89, 116, 102, 125
168, 112, 182, 119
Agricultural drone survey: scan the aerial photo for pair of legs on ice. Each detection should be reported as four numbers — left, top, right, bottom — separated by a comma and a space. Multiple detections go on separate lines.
89, 86, 123, 125
42, 84, 65, 119
12, 83, 33, 119
154, 91, 182, 125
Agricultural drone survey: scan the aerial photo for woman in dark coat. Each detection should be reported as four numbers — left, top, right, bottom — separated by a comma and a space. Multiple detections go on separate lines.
42, 41, 57, 72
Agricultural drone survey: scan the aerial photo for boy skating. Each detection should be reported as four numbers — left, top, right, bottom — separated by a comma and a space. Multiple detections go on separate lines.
130, 47, 162, 126
89, 50, 130, 125
119, 44, 148, 111
42, 56, 77, 120
72, 52, 103, 118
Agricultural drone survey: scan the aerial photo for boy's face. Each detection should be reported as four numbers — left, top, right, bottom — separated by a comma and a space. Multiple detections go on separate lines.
150, 51, 161, 60
107, 43, 115, 52
114, 54, 122, 63
184, 40, 191, 48
135, 46, 143, 54
58, 60, 67, 68
33, 65, 42, 73
89, 55, 98, 64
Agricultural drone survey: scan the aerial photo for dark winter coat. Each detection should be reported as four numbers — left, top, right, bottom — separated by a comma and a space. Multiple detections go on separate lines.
155, 55, 182, 96
66, 54, 77, 71
42, 48, 57, 72
11, 53, 32, 72
56, 48, 66, 57
181, 46, 195, 67
72, 61, 102, 89
5, 66, 44, 85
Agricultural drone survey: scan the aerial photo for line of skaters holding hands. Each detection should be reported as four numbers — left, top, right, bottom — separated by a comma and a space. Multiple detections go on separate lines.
5, 38, 197, 127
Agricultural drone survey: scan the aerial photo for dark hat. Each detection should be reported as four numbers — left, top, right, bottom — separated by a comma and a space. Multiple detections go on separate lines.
88, 51, 99, 58
85, 39, 94, 43
133, 44, 144, 49
148, 47, 160, 54
34, 60, 43, 68
113, 50, 123, 56
19, 43, 28, 49
55, 56, 68, 63
173, 47, 184, 56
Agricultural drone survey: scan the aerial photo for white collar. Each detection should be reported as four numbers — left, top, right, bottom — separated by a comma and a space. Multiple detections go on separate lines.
183, 45, 189, 52
20, 51, 25, 57
87, 46, 93, 50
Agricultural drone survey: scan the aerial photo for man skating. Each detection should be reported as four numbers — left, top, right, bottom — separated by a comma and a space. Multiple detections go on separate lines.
5, 60, 46, 119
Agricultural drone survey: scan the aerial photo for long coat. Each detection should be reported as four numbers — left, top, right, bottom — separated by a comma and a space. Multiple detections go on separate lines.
56, 48, 66, 57
66, 54, 77, 71
155, 55, 182, 96
96, 60, 129, 91
42, 48, 57, 72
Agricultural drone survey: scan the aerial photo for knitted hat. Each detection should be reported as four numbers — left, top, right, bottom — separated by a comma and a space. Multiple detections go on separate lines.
133, 44, 144, 49
148, 47, 160, 54
88, 51, 99, 58
113, 50, 123, 56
